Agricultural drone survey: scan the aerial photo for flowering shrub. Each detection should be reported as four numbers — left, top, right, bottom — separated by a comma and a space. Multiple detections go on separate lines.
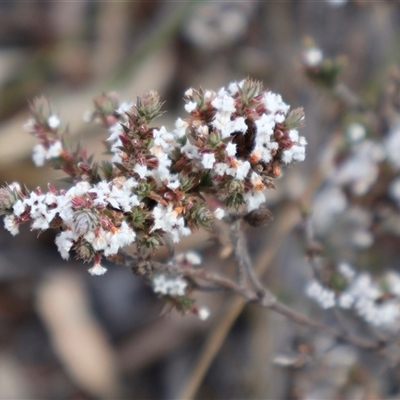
0, 78, 305, 280
0, 78, 315, 326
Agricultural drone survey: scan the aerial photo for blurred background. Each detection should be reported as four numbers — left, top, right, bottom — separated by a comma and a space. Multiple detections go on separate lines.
1, 1, 400, 399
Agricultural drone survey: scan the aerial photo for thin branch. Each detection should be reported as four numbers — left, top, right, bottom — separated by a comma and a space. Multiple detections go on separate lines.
231, 219, 267, 297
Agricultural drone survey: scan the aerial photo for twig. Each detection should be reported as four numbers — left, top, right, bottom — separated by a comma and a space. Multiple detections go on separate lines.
231, 219, 266, 296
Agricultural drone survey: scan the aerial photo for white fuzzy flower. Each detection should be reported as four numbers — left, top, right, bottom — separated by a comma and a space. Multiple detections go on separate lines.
32, 144, 47, 167
185, 101, 197, 113
182, 143, 200, 159
201, 153, 216, 169
4, 215, 19, 236
214, 162, 229, 176
13, 200, 26, 217
214, 208, 225, 220
47, 115, 60, 130
134, 164, 148, 179
173, 118, 188, 138
55, 230, 77, 259
227, 160, 250, 180
211, 88, 236, 114
244, 191, 266, 212
88, 262, 108, 276
198, 306, 210, 320
225, 142, 237, 157
152, 274, 188, 296
153, 126, 175, 151
306, 280, 336, 309
151, 204, 191, 243
303, 47, 323, 67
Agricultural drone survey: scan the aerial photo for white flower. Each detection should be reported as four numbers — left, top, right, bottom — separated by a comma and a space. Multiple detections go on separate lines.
255, 113, 275, 135
88, 262, 108, 276
107, 124, 123, 142
225, 142, 237, 157
153, 126, 175, 152
116, 101, 133, 115
226, 160, 250, 180
214, 162, 229, 176
166, 174, 180, 190
13, 200, 25, 217
201, 153, 216, 169
263, 91, 290, 121
47, 141, 63, 159
211, 88, 236, 114
173, 118, 188, 138
23, 118, 35, 133
134, 164, 148, 179
151, 204, 191, 243
32, 144, 47, 167
103, 221, 136, 256
215, 116, 247, 139
182, 142, 200, 160
176, 251, 202, 266
386, 272, 400, 299
214, 208, 225, 220
47, 115, 60, 130
55, 230, 77, 259
228, 80, 244, 95
198, 306, 210, 320
346, 123, 366, 143
303, 47, 323, 67
185, 101, 197, 113
4, 215, 19, 236
244, 191, 266, 212
338, 262, 355, 282
152, 274, 188, 296
338, 292, 354, 309
305, 280, 336, 309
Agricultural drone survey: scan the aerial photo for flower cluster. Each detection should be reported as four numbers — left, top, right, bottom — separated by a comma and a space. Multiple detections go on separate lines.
0, 79, 306, 276
306, 262, 400, 331
152, 273, 188, 297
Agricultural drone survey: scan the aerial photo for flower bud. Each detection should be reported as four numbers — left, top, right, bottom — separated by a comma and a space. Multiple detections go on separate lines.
244, 205, 273, 227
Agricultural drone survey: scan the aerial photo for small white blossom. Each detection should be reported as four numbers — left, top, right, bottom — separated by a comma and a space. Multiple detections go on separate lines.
214, 162, 229, 176
201, 153, 216, 169
198, 306, 210, 321
153, 126, 175, 152
211, 88, 236, 114
55, 230, 77, 260
303, 47, 323, 67
185, 101, 197, 113
214, 208, 225, 220
13, 200, 26, 217
134, 164, 149, 179
151, 204, 191, 243
152, 274, 188, 297
225, 142, 237, 157
226, 160, 250, 180
182, 143, 200, 159
346, 123, 366, 143
88, 262, 108, 276
244, 191, 266, 212
47, 115, 60, 130
338, 262, 355, 282
386, 271, 400, 298
173, 118, 188, 138
306, 280, 336, 309
4, 215, 19, 236
32, 144, 47, 167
